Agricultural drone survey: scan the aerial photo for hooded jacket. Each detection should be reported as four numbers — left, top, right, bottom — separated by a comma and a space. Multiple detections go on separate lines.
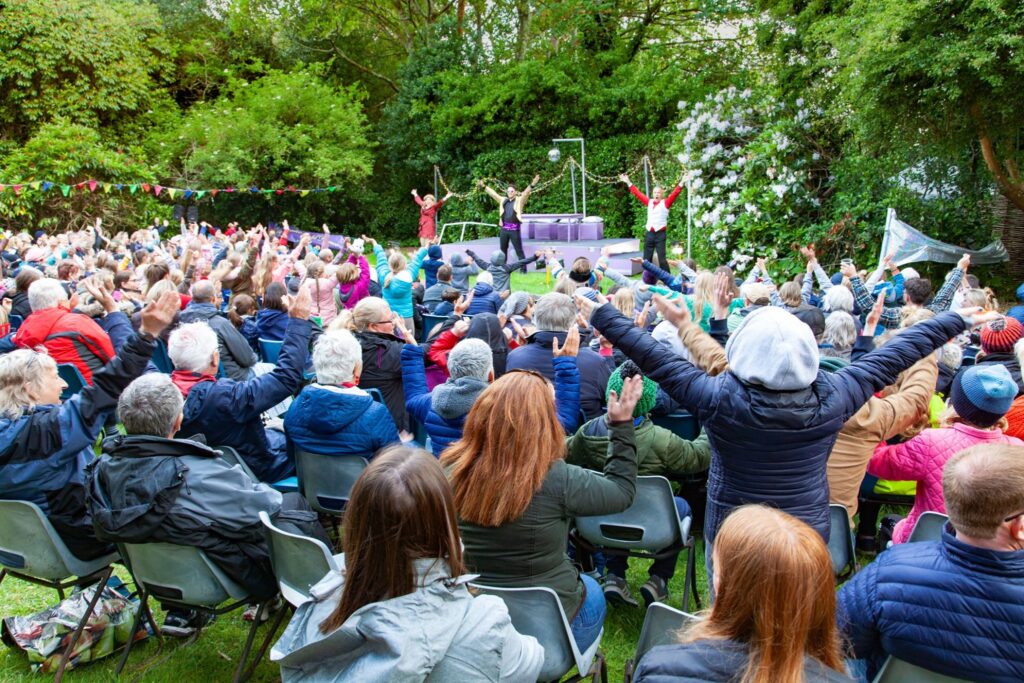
354, 330, 409, 433
402, 345, 580, 456
464, 283, 504, 316
88, 434, 284, 600
0, 331, 155, 559
179, 301, 258, 381
13, 306, 116, 384
271, 559, 544, 682
466, 250, 539, 294
335, 254, 371, 311
636, 640, 853, 683
255, 307, 289, 342
507, 330, 613, 420
837, 526, 1024, 682
285, 385, 400, 457
447, 254, 479, 294
590, 303, 969, 547
175, 318, 311, 483
421, 246, 445, 288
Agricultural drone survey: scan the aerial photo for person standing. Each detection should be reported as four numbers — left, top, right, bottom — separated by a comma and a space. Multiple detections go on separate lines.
620, 173, 684, 268
478, 175, 540, 274
412, 189, 453, 249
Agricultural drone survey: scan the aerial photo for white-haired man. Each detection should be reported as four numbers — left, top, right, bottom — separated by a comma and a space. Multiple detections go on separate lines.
620, 173, 685, 268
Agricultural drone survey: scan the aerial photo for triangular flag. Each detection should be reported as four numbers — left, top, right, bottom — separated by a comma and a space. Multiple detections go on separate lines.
88, 180, 97, 192
262, 189, 274, 194
274, 189, 284, 195
327, 186, 337, 192
29, 181, 41, 190
195, 191, 206, 199
183, 189, 193, 199
0, 185, 6, 192
167, 188, 178, 199
129, 184, 138, 194
102, 183, 112, 193
300, 190, 310, 197
61, 185, 71, 196
141, 183, 150, 193
13, 185, 22, 196
115, 183, 123, 190
250, 187, 260, 193
210, 189, 219, 198
41, 181, 53, 192
154, 185, 163, 196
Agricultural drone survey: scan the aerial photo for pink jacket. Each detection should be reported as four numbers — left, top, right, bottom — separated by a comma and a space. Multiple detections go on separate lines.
868, 423, 1024, 543
336, 254, 370, 310
304, 276, 338, 326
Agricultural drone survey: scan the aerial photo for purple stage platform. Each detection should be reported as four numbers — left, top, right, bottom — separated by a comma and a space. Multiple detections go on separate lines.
438, 235, 643, 275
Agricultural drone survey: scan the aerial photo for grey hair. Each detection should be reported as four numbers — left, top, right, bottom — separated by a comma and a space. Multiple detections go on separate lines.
312, 329, 363, 385
821, 311, 856, 352
168, 322, 219, 372
191, 280, 215, 303
0, 349, 57, 420
447, 338, 493, 381
939, 342, 964, 372
119, 373, 183, 437
823, 286, 854, 313
533, 292, 576, 332
27, 278, 68, 312
476, 270, 493, 286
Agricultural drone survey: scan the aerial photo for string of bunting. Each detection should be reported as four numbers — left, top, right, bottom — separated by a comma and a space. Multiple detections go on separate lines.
0, 180, 349, 199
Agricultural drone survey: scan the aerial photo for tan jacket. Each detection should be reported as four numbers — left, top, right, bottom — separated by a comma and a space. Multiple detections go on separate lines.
674, 321, 938, 528
484, 184, 533, 224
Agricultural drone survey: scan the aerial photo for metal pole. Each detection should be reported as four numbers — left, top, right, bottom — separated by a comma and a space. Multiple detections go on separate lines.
643, 157, 650, 197
580, 139, 587, 217
433, 167, 439, 199
570, 164, 578, 214
686, 177, 692, 259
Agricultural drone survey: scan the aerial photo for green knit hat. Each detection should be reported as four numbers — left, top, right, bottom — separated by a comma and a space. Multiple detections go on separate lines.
606, 360, 658, 418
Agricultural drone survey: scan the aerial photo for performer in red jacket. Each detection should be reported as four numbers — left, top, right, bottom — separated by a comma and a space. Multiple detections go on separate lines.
620, 173, 684, 268
412, 189, 454, 248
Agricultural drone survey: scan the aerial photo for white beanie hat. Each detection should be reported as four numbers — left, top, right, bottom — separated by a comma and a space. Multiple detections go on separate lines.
652, 320, 691, 362
725, 306, 819, 390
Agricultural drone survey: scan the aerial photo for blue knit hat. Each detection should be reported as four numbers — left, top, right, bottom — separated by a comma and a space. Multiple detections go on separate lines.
428, 245, 442, 259
951, 364, 1017, 428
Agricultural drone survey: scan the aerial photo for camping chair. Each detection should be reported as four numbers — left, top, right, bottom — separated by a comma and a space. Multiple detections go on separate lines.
116, 542, 285, 683
420, 313, 449, 343
151, 338, 174, 373
827, 504, 857, 580
573, 476, 701, 611
258, 338, 283, 364
469, 583, 606, 683
259, 511, 341, 608
872, 656, 973, 682
624, 602, 698, 683
0, 500, 120, 682
649, 411, 700, 441
57, 364, 87, 401
293, 447, 369, 515
908, 512, 949, 543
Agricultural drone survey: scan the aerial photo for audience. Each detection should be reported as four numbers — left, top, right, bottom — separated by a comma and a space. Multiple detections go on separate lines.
271, 446, 544, 681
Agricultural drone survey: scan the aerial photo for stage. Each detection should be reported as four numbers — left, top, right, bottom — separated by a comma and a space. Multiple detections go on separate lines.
437, 235, 643, 276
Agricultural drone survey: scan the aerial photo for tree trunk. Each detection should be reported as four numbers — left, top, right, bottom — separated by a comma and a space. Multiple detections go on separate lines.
515, 1, 530, 61
970, 104, 1024, 281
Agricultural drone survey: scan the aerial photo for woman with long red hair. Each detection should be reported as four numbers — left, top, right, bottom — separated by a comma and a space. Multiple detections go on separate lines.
636, 505, 852, 683
442, 370, 644, 652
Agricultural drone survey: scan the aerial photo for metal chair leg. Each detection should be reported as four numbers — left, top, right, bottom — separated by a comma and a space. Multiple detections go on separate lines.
53, 566, 113, 683
688, 542, 701, 610
235, 601, 288, 682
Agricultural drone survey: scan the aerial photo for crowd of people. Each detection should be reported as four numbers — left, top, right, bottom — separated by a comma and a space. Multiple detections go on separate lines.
0, 216, 1023, 683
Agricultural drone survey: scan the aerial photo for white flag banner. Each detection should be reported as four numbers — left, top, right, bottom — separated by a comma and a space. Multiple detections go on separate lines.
880, 208, 1009, 266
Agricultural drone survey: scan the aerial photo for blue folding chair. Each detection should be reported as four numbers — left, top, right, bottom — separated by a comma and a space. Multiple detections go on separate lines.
366, 387, 385, 404
625, 603, 699, 682
8, 314, 23, 332
57, 364, 87, 400
420, 313, 449, 342
908, 511, 949, 543
259, 338, 283, 364
827, 504, 857, 580
650, 411, 700, 440
151, 338, 174, 373
294, 447, 370, 515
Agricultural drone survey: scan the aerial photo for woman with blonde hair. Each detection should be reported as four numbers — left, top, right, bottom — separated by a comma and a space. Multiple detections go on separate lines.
443, 370, 644, 651
367, 236, 427, 333
302, 260, 338, 326
635, 505, 852, 683
272, 446, 544, 681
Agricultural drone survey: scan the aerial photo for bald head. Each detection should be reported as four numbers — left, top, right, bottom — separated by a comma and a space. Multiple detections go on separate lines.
943, 444, 1024, 539
191, 280, 215, 303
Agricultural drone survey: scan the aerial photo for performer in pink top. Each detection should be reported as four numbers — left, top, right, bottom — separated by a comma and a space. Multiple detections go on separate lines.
620, 173, 684, 268
412, 189, 454, 248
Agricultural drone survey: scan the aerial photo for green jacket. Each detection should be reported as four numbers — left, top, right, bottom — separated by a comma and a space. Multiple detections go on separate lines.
566, 416, 711, 478
457, 421, 637, 619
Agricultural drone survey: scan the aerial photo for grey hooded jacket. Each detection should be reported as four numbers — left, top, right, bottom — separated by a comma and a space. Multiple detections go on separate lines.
448, 254, 479, 294
271, 558, 544, 682
179, 302, 258, 380
467, 250, 539, 294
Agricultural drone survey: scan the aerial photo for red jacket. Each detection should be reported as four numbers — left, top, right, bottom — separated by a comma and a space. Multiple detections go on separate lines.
13, 307, 115, 384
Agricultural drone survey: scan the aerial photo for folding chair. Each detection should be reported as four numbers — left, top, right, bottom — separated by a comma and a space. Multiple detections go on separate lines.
624, 602, 698, 683
9, 313, 24, 331
420, 313, 449, 342
293, 447, 369, 515
57, 364, 87, 401
872, 656, 973, 682
215, 445, 298, 493
469, 583, 606, 683
151, 338, 174, 373
827, 504, 857, 580
908, 511, 949, 543
0, 500, 120, 682
258, 338, 283, 364
259, 511, 341, 608
116, 542, 285, 683
573, 476, 700, 611
649, 411, 700, 441
365, 387, 385, 404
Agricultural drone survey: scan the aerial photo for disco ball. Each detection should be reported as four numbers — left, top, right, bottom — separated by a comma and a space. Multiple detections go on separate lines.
547, 148, 561, 163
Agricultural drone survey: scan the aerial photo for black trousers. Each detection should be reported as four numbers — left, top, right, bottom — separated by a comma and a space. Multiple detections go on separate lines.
643, 229, 667, 267
499, 229, 527, 272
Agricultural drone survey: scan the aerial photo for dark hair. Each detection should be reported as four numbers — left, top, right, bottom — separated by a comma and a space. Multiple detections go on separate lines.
132, 248, 149, 266
319, 446, 464, 633
15, 267, 43, 293
441, 287, 460, 303
904, 278, 933, 305
145, 263, 170, 292
228, 293, 256, 328
263, 282, 288, 312
437, 264, 452, 282
113, 271, 132, 289
56, 260, 78, 281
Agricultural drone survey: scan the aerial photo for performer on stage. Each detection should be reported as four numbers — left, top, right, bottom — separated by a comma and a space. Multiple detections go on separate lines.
620, 173, 684, 268
412, 189, 453, 249
478, 174, 540, 274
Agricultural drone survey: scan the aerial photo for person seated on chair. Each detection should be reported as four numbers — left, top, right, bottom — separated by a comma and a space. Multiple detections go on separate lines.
271, 445, 544, 682
443, 370, 643, 653
0, 291, 179, 561
566, 360, 710, 608
179, 280, 259, 381
89, 373, 330, 637
837, 444, 1024, 682
169, 286, 313, 484
422, 264, 454, 313
636, 505, 852, 683
284, 328, 400, 457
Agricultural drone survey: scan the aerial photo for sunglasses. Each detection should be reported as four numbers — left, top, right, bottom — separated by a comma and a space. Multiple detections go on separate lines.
1004, 510, 1024, 523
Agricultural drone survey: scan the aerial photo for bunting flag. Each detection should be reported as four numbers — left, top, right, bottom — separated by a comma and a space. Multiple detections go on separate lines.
0, 177, 359, 200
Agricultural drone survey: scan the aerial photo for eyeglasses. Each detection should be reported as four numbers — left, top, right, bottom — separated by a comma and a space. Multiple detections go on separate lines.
372, 318, 395, 326
1004, 510, 1024, 523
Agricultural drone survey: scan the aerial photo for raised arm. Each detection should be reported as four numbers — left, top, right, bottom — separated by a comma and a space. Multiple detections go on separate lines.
408, 247, 429, 279
928, 260, 967, 313
400, 345, 431, 425
627, 184, 650, 205
551, 327, 582, 434
662, 183, 684, 208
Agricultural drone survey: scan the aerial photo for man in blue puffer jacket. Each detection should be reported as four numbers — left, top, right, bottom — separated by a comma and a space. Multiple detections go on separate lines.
285, 328, 400, 456
464, 271, 504, 315
402, 331, 582, 457
582, 292, 980, 571
838, 443, 1024, 682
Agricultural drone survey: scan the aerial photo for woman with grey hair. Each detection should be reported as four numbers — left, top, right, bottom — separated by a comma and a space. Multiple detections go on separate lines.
820, 311, 857, 362
285, 328, 401, 457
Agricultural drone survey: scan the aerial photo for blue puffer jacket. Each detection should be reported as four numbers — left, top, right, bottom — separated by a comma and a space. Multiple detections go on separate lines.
0, 332, 156, 556
465, 283, 503, 315
255, 308, 288, 342
176, 319, 311, 483
402, 345, 582, 456
591, 305, 967, 546
285, 385, 400, 457
837, 526, 1024, 682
